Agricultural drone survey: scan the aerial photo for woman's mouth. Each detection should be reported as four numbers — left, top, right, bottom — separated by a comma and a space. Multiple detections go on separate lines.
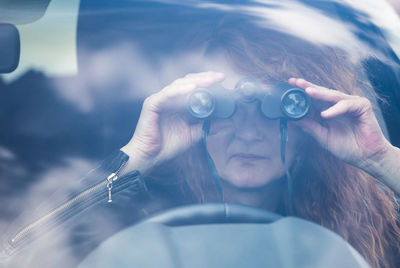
230, 153, 268, 162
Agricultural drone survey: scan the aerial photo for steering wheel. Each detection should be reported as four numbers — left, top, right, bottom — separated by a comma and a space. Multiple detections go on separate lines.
142, 202, 283, 226
79, 203, 371, 268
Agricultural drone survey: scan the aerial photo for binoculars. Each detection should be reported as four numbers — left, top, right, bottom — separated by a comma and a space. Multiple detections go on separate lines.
187, 77, 311, 120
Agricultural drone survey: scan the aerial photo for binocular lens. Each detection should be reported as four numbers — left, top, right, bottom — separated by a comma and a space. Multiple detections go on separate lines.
188, 90, 215, 118
281, 90, 310, 119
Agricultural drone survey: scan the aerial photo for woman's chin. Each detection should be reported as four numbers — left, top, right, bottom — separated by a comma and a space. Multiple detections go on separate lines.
223, 172, 277, 188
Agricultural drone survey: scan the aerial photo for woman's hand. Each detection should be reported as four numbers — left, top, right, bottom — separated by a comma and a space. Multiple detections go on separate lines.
120, 72, 225, 175
288, 78, 392, 171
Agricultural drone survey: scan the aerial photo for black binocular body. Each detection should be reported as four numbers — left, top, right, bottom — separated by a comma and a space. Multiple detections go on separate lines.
187, 77, 311, 120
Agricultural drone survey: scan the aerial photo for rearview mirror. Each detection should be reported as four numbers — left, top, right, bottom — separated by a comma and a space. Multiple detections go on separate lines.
0, 23, 20, 73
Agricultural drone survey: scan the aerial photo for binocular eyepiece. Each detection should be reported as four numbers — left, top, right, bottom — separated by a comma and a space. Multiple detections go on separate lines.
187, 77, 311, 120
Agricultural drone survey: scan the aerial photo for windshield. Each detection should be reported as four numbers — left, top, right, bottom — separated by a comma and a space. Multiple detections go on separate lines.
1, 1, 400, 267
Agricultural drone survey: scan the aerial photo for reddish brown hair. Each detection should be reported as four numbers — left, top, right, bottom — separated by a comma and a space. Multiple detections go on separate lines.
163, 17, 400, 267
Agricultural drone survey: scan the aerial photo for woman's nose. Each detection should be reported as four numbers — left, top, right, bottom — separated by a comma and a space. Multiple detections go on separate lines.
234, 124, 264, 142
233, 106, 268, 143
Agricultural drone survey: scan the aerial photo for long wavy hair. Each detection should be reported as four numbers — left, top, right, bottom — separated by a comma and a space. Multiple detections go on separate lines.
149, 17, 400, 267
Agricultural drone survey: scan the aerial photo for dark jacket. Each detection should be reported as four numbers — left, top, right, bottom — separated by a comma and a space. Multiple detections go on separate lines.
0, 150, 178, 268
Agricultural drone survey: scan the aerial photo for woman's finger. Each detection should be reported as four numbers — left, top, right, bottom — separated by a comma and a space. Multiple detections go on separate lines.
289, 77, 332, 92
289, 77, 355, 104
288, 77, 314, 88
305, 86, 354, 103
321, 97, 371, 118
174, 71, 225, 85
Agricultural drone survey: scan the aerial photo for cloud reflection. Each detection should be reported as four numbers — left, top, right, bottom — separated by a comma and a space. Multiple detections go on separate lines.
0, 146, 16, 161
52, 43, 237, 113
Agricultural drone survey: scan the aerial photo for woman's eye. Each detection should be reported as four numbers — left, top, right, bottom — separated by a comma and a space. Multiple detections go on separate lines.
208, 119, 234, 135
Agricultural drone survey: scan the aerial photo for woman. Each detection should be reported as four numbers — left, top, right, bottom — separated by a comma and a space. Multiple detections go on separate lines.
4, 19, 400, 268
118, 26, 400, 267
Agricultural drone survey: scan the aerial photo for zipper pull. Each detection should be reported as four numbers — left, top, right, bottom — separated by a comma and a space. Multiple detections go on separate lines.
106, 173, 118, 203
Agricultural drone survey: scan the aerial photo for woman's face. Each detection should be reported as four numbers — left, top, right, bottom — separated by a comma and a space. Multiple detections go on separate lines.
206, 95, 300, 188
